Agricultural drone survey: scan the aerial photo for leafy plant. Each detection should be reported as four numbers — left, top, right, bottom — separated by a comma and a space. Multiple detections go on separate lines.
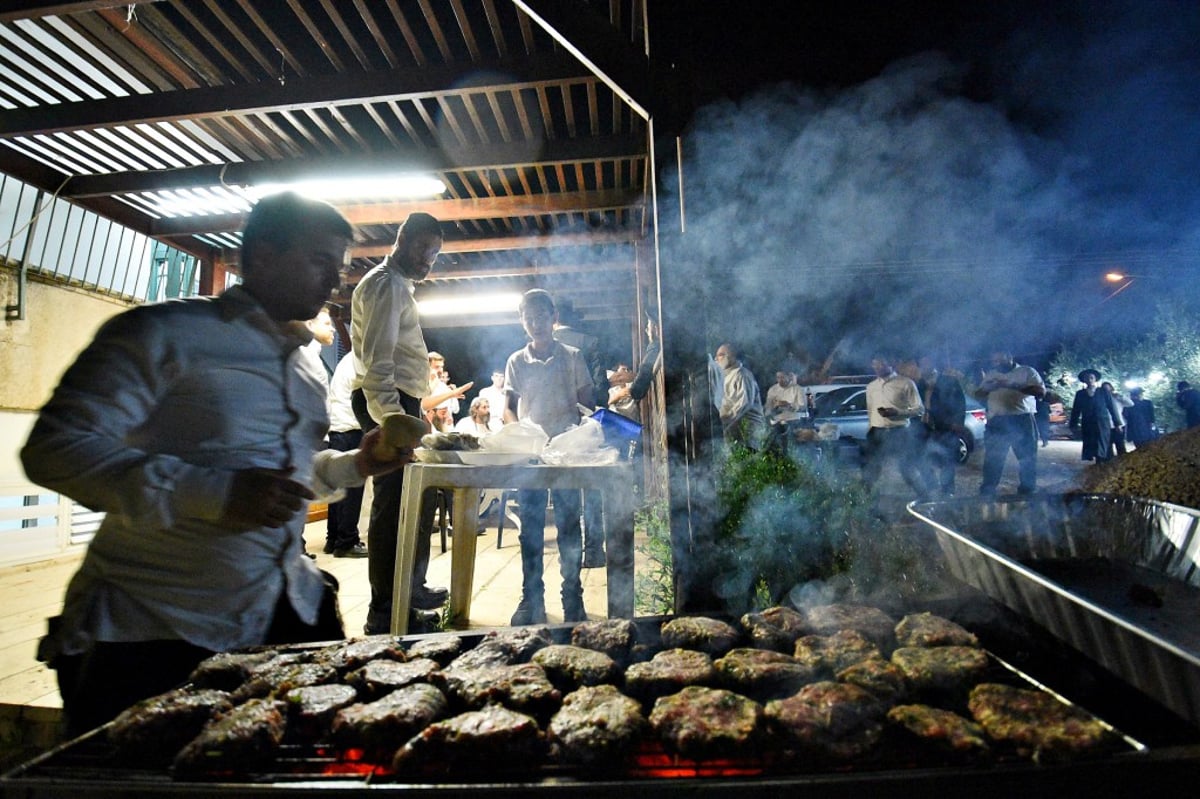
634, 499, 674, 615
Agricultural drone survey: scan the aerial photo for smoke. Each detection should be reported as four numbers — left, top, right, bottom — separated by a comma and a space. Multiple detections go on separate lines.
658, 1, 1200, 371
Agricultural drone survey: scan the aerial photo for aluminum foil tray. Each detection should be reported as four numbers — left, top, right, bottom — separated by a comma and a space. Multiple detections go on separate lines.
909, 493, 1200, 727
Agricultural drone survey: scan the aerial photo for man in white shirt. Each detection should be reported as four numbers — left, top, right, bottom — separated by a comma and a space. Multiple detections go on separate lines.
974, 350, 1045, 495
22, 192, 408, 734
765, 369, 806, 422
324, 353, 367, 558
715, 342, 766, 448
478, 370, 509, 422
864, 354, 931, 500
351, 212, 461, 634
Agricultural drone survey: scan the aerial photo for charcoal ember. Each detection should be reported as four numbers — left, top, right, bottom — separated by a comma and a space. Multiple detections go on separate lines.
891, 646, 989, 698
649, 686, 764, 761
713, 647, 817, 701
968, 683, 1117, 760
802, 604, 897, 652
315, 637, 407, 673
887, 703, 991, 758
448, 627, 551, 670
548, 684, 648, 766
793, 630, 882, 675
331, 682, 448, 753
283, 683, 359, 743
894, 612, 979, 649
740, 606, 809, 652
659, 616, 741, 656
231, 661, 338, 702
406, 635, 464, 666
107, 688, 234, 766
434, 662, 561, 721
171, 698, 287, 775
187, 650, 278, 691
532, 644, 619, 692
836, 657, 910, 705
764, 681, 885, 760
623, 649, 716, 704
571, 618, 637, 665
391, 704, 544, 775
346, 658, 440, 700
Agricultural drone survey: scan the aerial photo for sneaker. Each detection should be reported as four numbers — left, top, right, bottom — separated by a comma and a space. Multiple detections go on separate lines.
582, 552, 606, 569
332, 542, 368, 558
411, 584, 449, 610
510, 597, 547, 626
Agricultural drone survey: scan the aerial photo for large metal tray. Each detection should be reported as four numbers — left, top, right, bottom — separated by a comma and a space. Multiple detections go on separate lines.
909, 493, 1200, 727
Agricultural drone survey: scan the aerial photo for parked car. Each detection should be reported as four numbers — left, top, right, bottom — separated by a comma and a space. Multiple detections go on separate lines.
809, 385, 987, 464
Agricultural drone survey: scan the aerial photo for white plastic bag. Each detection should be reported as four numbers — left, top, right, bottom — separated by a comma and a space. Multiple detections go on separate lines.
541, 418, 620, 465
479, 419, 548, 454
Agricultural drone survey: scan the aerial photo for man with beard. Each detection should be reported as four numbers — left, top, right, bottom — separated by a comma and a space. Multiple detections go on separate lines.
974, 350, 1045, 495
351, 212, 467, 634
22, 193, 408, 734
715, 342, 767, 449
918, 355, 966, 497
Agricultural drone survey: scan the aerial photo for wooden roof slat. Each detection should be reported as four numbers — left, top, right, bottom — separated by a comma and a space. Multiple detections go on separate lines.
285, 0, 346, 73
381, 0, 426, 68
448, 0, 481, 63
277, 109, 329, 156
481, 0, 507, 59
352, 0, 402, 69
416, 0, 454, 63
171, 1, 254, 83
235, 0, 306, 78
198, 0, 278, 78
317, 0, 372, 72
130, 3, 227, 88
95, 6, 199, 89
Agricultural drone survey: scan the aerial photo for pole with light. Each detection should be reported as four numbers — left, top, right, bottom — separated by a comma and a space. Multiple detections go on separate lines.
1100, 271, 1139, 303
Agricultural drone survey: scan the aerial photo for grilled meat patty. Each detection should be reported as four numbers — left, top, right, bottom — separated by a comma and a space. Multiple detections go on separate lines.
891, 646, 989, 697
283, 683, 360, 742
532, 644, 620, 691
802, 604, 897, 652
571, 618, 637, 664
448, 627, 551, 670
345, 658, 439, 700
391, 704, 544, 774
231, 661, 338, 702
623, 648, 716, 703
406, 635, 463, 666
713, 647, 817, 701
548, 684, 648, 765
107, 688, 234, 766
740, 606, 810, 652
894, 612, 979, 649
764, 680, 884, 759
188, 650, 278, 691
836, 657, 910, 705
968, 683, 1115, 759
434, 662, 562, 721
331, 682, 448, 753
649, 685, 764, 760
172, 698, 288, 775
315, 637, 407, 673
660, 616, 741, 656
887, 703, 991, 756
793, 630, 882, 675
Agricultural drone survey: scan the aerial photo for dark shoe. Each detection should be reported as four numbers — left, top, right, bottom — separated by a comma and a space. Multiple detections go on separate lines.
411, 584, 449, 610
304, 551, 316, 560
323, 541, 336, 554
407, 609, 441, 634
510, 596, 547, 626
582, 552, 606, 569
563, 598, 587, 623
332, 542, 368, 558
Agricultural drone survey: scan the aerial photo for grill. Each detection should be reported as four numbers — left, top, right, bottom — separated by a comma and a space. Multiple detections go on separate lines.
5, 598, 1200, 797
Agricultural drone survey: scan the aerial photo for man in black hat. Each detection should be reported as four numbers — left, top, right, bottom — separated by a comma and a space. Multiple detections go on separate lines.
1069, 369, 1123, 462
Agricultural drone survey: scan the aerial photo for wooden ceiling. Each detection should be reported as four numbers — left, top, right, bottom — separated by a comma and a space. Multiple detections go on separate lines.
0, 1, 657, 328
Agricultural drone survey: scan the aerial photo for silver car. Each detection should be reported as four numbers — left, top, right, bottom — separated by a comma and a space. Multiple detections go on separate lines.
809, 385, 987, 464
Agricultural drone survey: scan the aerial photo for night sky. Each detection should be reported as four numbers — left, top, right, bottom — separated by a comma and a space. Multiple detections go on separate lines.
643, 0, 1200, 373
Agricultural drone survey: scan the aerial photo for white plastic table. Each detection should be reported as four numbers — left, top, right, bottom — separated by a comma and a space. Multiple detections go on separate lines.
390, 461, 636, 634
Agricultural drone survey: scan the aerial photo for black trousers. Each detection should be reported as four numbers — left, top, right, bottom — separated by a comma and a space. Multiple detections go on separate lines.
351, 388, 434, 634
55, 573, 343, 737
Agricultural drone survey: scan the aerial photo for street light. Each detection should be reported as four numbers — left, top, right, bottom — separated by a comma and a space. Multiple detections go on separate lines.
1100, 271, 1140, 303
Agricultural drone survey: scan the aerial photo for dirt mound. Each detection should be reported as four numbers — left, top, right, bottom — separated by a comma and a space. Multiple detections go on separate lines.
1079, 427, 1200, 510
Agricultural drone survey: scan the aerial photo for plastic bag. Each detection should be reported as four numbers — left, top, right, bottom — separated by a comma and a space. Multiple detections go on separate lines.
541, 417, 620, 465
479, 419, 548, 454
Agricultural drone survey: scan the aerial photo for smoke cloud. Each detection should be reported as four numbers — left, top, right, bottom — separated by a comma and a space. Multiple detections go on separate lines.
658, 1, 1200, 373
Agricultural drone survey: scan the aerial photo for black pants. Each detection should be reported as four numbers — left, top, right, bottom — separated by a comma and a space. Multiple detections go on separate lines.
351, 388, 434, 634
326, 428, 365, 550
55, 573, 343, 737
